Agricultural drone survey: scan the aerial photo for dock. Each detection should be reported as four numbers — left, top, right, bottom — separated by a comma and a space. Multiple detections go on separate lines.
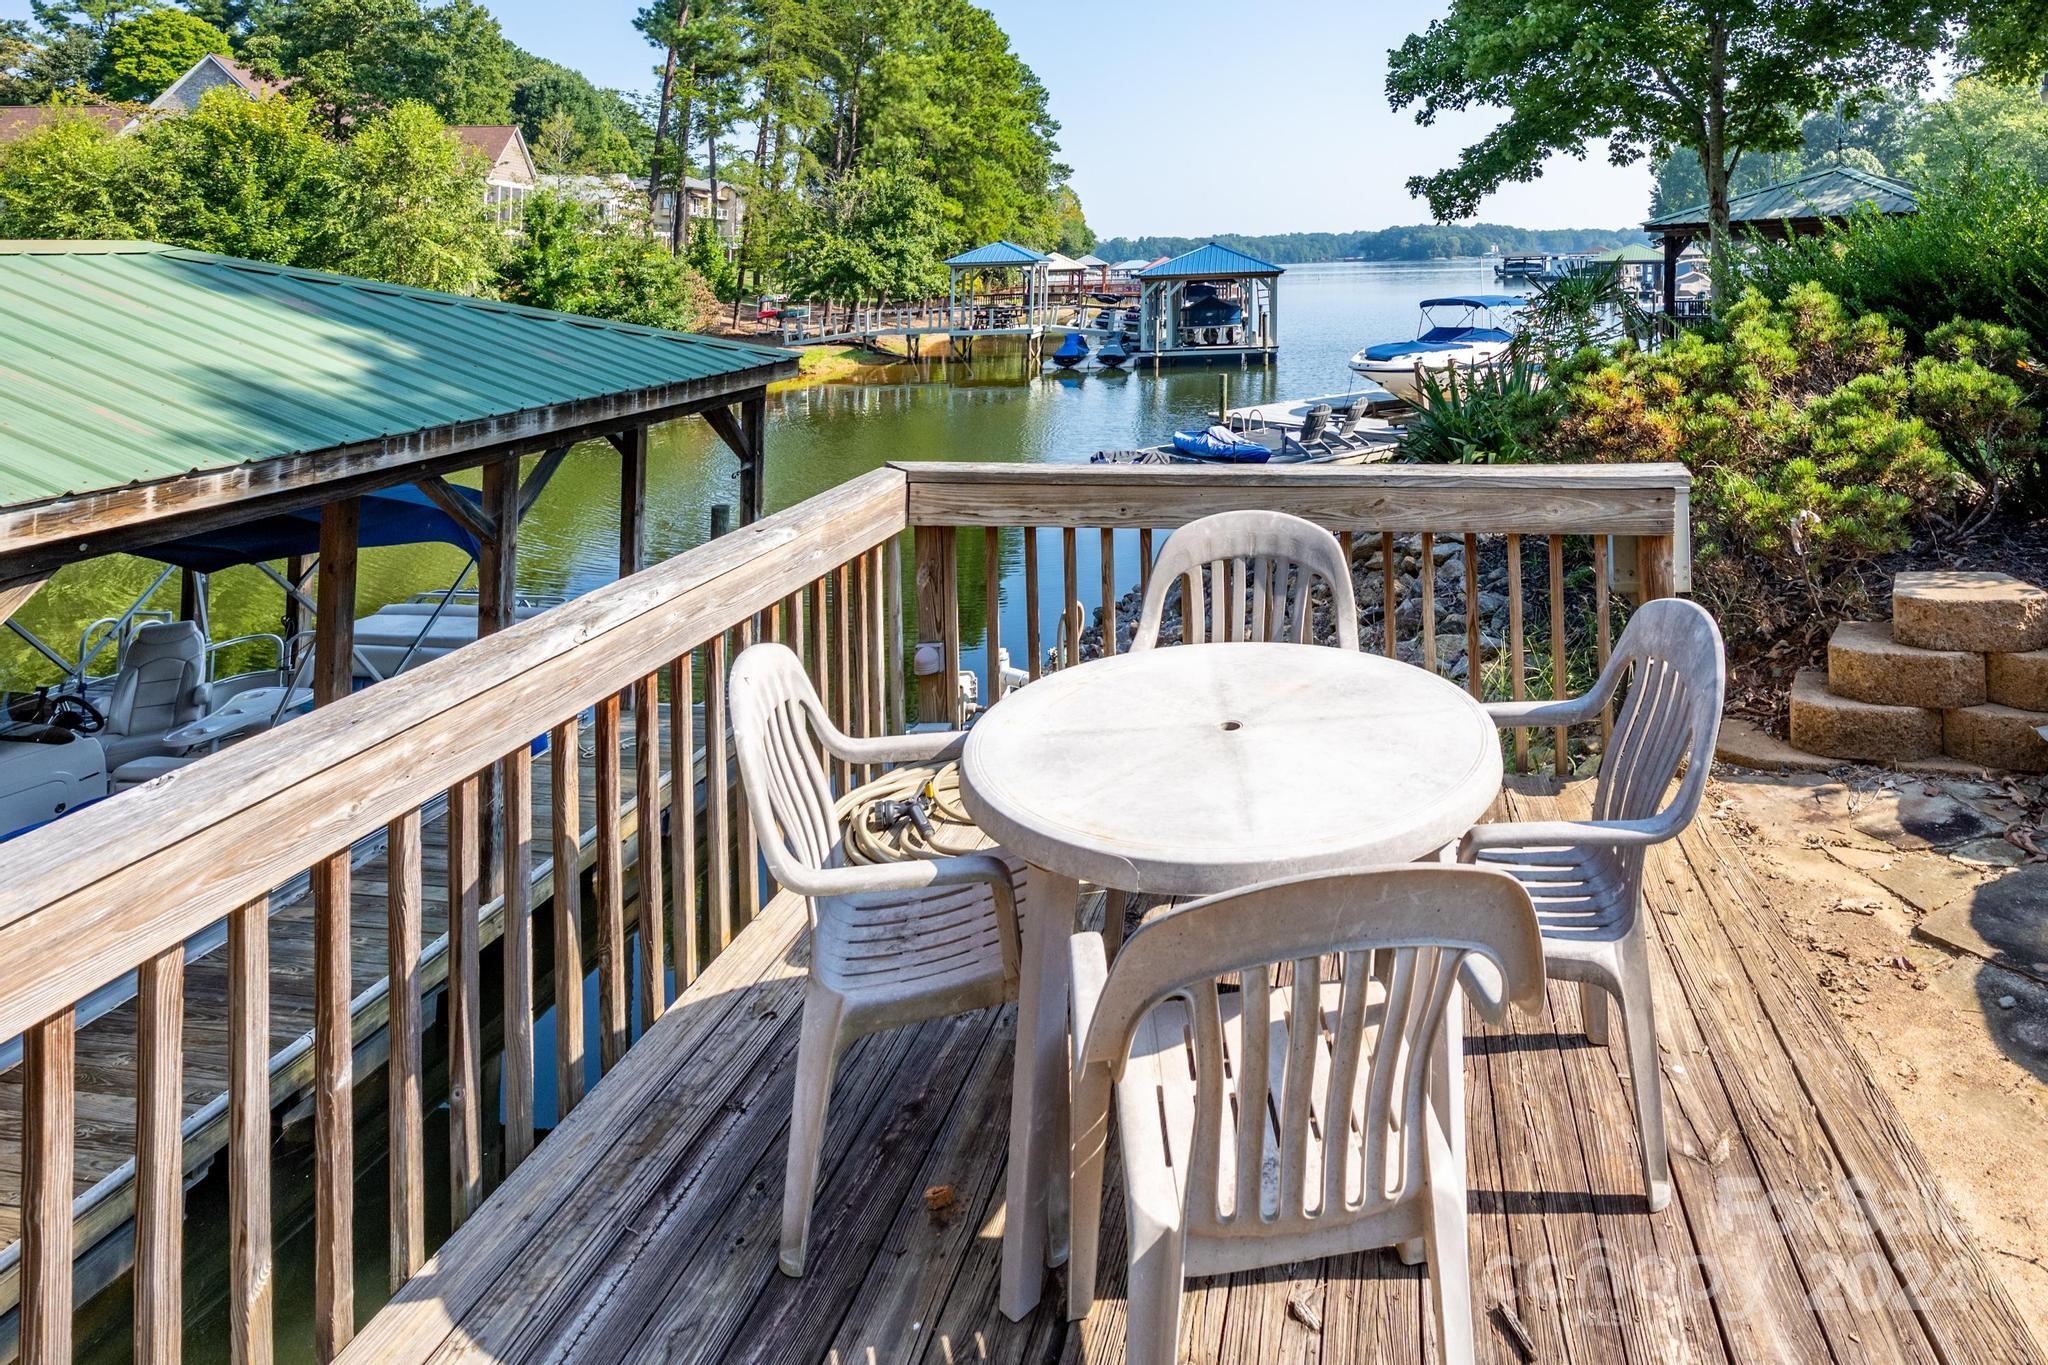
345, 778, 2045, 1364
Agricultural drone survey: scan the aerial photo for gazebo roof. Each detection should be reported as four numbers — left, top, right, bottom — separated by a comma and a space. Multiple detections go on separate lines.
943, 240, 1048, 268
1645, 165, 1917, 237
1138, 243, 1284, 279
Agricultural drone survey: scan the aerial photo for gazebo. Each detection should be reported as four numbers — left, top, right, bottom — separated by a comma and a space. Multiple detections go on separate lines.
1644, 165, 1918, 315
1133, 242, 1283, 365
943, 240, 1050, 334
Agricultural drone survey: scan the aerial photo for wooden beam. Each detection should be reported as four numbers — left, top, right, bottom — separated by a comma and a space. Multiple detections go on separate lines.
739, 390, 767, 525
0, 575, 46, 630
312, 498, 356, 1363
0, 367, 798, 584
417, 475, 496, 545
516, 446, 571, 522
618, 427, 647, 578
478, 458, 519, 906
700, 404, 748, 464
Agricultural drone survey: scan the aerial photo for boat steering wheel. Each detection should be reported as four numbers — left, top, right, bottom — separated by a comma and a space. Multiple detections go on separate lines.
15, 687, 106, 734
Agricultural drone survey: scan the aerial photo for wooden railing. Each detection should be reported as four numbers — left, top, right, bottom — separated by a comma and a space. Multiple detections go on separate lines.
0, 460, 1686, 1364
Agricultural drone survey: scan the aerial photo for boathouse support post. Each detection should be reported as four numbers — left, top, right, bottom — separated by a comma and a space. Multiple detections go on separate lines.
311, 496, 357, 1364
739, 392, 767, 524
616, 425, 647, 577
1661, 233, 1685, 320
477, 455, 520, 905
283, 554, 307, 655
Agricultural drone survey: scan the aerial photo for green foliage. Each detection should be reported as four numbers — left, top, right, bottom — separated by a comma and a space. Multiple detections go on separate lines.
685, 217, 737, 300
1556, 286, 1969, 579
329, 100, 501, 293
1742, 169, 2048, 350
97, 9, 231, 101
1397, 358, 1564, 465
780, 163, 949, 303
1649, 93, 1916, 217
129, 86, 345, 266
501, 189, 716, 329
1900, 77, 2048, 183
0, 106, 141, 238
507, 52, 648, 175
257, 0, 513, 131
1387, 0, 1948, 249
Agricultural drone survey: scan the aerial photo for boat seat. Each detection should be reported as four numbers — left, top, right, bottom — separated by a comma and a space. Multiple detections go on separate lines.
109, 752, 204, 792
100, 622, 208, 769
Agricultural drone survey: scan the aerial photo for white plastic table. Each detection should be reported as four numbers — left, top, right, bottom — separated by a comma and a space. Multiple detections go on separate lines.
958, 641, 1503, 1317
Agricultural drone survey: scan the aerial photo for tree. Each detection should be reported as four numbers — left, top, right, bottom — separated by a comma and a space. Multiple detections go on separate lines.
685, 215, 736, 298
1386, 0, 1950, 255
332, 100, 501, 294
1902, 78, 2048, 183
98, 9, 232, 101
256, 0, 512, 132
782, 164, 948, 306
502, 187, 717, 327
0, 109, 142, 239
132, 85, 344, 267
1649, 92, 1917, 217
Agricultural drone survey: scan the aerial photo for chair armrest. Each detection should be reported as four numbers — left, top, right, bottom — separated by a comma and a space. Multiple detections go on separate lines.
782, 852, 1020, 982
1069, 931, 1110, 1066
1457, 956, 1512, 1026
822, 727, 967, 767
1481, 694, 1605, 730
1460, 815, 1672, 858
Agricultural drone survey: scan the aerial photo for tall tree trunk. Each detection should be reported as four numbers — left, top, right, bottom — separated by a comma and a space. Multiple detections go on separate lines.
646, 42, 678, 235
670, 74, 696, 254
708, 126, 722, 275
1702, 16, 1733, 296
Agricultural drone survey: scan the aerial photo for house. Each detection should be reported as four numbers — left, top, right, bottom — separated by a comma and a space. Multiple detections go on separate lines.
540, 172, 747, 255
146, 52, 287, 115
452, 125, 537, 227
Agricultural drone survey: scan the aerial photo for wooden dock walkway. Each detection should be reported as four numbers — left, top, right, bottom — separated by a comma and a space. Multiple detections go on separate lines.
344, 778, 2047, 1365
0, 705, 696, 1309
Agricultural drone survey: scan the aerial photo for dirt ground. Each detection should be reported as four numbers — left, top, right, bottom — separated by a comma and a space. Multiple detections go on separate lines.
1707, 761, 2048, 1330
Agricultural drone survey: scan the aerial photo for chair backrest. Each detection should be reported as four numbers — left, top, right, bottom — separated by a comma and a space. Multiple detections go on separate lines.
729, 642, 842, 890
1298, 404, 1331, 445
105, 621, 205, 738
1080, 866, 1542, 1240
1131, 510, 1360, 651
1591, 597, 1726, 832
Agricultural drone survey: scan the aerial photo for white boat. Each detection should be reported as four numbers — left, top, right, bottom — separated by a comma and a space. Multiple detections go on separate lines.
1348, 295, 1528, 401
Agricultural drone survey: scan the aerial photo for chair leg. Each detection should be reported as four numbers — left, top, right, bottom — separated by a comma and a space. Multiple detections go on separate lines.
1422, 1171, 1475, 1365
1580, 979, 1610, 1046
1123, 1207, 1187, 1365
1616, 931, 1671, 1213
779, 983, 847, 1277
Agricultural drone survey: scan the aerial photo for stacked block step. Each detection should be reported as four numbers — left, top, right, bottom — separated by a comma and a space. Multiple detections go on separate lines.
1790, 571, 2048, 772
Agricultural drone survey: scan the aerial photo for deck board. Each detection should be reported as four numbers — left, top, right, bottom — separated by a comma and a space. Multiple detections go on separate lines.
343, 780, 2048, 1365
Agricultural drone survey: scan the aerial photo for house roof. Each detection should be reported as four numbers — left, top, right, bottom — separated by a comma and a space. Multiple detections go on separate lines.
0, 241, 794, 572
1137, 243, 1284, 279
148, 53, 288, 109
0, 105, 129, 144
453, 125, 521, 163
1645, 165, 1918, 234
944, 240, 1049, 268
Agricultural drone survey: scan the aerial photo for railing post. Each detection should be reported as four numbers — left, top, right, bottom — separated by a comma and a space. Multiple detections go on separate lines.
914, 526, 958, 725
1637, 533, 1676, 602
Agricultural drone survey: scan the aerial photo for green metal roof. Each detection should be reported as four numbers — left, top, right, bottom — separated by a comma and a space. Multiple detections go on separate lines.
1595, 243, 1665, 263
1138, 243, 1284, 279
1645, 166, 1918, 232
0, 240, 794, 510
944, 240, 1047, 267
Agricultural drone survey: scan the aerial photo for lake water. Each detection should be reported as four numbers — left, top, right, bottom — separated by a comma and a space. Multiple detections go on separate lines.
3, 259, 1515, 694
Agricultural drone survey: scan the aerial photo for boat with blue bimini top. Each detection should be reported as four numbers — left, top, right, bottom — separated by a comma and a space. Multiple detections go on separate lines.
1347, 293, 1528, 401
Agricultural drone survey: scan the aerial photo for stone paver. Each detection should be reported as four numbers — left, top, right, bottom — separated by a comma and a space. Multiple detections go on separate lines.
1790, 668, 1943, 764
1987, 648, 2048, 712
1828, 619, 1986, 708
1944, 702, 2048, 774
1893, 570, 2048, 653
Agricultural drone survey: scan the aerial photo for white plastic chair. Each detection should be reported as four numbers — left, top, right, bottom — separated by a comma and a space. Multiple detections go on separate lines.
729, 642, 1027, 1276
1068, 866, 1545, 1364
1132, 510, 1360, 650
1460, 596, 1725, 1212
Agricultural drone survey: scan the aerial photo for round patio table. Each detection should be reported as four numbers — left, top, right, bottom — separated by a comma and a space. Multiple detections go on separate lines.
956, 641, 1502, 1321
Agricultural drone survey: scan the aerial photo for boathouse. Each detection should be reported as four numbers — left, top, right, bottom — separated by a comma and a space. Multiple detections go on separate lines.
1133, 242, 1282, 365
1644, 164, 1918, 315
942, 240, 1051, 337
0, 238, 790, 1343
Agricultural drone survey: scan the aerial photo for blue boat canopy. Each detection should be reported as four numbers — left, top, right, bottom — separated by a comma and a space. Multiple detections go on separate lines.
142, 482, 485, 574
944, 240, 1049, 268
1420, 295, 1529, 309
1138, 243, 1284, 279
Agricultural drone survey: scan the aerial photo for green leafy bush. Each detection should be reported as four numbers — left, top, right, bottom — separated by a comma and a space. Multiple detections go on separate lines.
1396, 357, 1564, 464
1556, 285, 1964, 581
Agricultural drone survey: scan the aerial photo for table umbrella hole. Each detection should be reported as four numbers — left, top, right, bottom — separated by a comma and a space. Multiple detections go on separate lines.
1221, 720, 1243, 732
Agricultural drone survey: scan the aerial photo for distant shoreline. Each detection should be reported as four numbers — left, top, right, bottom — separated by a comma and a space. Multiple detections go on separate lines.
1093, 224, 1644, 267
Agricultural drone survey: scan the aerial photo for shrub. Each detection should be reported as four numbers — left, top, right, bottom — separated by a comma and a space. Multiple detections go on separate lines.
1556, 285, 1963, 583
1396, 356, 1564, 464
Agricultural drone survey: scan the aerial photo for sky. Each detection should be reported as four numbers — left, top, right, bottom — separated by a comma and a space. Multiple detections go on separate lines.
4, 0, 1658, 235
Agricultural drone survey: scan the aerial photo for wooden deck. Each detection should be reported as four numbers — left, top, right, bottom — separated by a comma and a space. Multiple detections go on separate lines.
344, 779, 2046, 1365
0, 705, 694, 1306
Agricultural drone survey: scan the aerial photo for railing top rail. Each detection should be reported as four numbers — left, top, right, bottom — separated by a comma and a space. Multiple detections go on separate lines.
893, 461, 1691, 537
0, 466, 908, 1044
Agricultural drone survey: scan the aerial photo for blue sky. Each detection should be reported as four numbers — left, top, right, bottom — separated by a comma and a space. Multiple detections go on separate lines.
4, 0, 1655, 234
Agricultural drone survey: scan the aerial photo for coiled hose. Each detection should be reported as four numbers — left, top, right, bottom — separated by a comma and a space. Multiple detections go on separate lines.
835, 762, 988, 863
